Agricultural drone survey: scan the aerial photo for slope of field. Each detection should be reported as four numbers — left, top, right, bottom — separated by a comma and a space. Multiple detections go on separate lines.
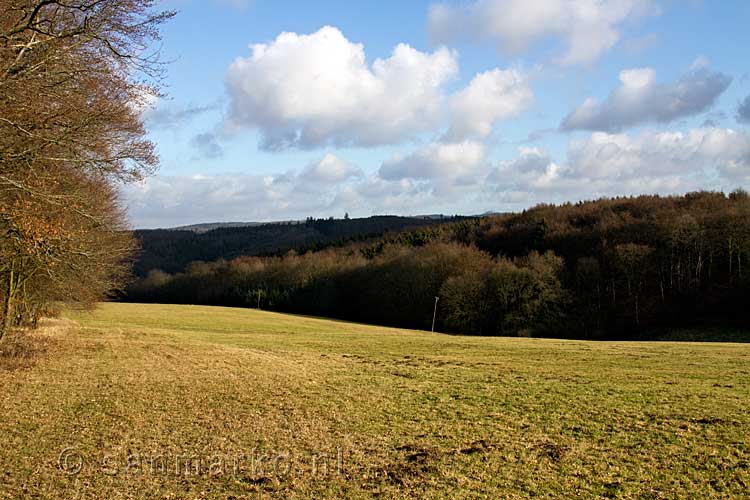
1, 303, 749, 498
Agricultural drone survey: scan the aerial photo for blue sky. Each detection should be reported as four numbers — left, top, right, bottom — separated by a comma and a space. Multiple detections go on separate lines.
126, 0, 750, 228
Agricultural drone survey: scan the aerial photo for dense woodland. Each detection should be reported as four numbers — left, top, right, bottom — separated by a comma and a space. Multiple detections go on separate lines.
127, 191, 750, 339
134, 216, 460, 275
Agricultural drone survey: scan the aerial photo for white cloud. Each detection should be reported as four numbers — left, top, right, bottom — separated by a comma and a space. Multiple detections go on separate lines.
124, 174, 281, 228
491, 127, 750, 201
225, 26, 458, 150
428, 0, 658, 66
123, 127, 750, 227
124, 140, 491, 227
379, 141, 487, 183
491, 147, 563, 190
123, 152, 382, 227
123, 171, 435, 228
352, 177, 435, 212
446, 68, 533, 140
300, 154, 363, 183
561, 64, 732, 131
569, 128, 750, 181
123, 172, 352, 228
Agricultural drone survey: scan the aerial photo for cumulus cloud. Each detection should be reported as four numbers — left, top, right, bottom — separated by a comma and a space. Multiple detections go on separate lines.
491, 127, 750, 202
300, 154, 363, 183
379, 141, 487, 184
428, 0, 658, 66
561, 64, 732, 132
446, 68, 533, 140
737, 95, 750, 124
225, 26, 458, 150
491, 147, 560, 189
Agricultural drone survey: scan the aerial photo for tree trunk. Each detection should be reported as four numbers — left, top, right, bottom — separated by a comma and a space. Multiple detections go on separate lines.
0, 269, 17, 342
659, 271, 665, 303
635, 293, 640, 326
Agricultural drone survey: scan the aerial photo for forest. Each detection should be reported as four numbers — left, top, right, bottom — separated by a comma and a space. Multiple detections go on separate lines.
133, 215, 460, 275
126, 190, 750, 339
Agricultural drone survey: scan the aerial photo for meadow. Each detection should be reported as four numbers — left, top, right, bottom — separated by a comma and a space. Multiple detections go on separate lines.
1, 302, 749, 498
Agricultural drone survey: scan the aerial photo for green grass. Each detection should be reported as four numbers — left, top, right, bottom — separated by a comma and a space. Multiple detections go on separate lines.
1, 302, 749, 499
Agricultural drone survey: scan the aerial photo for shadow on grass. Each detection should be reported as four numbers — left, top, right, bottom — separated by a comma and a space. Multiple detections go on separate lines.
639, 328, 750, 343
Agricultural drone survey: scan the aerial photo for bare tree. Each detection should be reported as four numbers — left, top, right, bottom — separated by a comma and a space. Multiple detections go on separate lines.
0, 0, 174, 339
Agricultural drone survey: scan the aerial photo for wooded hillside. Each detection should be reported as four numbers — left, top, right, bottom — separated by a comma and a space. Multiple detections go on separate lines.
133, 215, 462, 275
126, 191, 750, 339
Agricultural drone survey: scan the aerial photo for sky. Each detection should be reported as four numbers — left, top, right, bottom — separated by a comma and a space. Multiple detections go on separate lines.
125, 0, 750, 228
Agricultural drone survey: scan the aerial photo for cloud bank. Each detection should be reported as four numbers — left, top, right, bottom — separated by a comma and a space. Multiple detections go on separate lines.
496, 127, 750, 200
124, 127, 750, 228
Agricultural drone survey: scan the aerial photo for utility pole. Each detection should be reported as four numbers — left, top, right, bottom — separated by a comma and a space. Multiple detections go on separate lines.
431, 296, 439, 332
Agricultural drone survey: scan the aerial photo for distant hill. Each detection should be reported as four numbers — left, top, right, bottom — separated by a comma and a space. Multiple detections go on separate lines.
169, 221, 265, 233
169, 215, 466, 232
134, 215, 466, 276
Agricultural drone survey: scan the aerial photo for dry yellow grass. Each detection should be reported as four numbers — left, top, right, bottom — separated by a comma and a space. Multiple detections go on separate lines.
1, 302, 749, 498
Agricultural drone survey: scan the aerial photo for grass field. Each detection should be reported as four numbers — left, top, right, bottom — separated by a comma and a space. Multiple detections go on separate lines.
1, 303, 749, 499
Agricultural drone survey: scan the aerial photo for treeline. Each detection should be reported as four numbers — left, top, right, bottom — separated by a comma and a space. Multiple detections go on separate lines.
133, 215, 463, 275
126, 191, 750, 338
0, 1, 172, 339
